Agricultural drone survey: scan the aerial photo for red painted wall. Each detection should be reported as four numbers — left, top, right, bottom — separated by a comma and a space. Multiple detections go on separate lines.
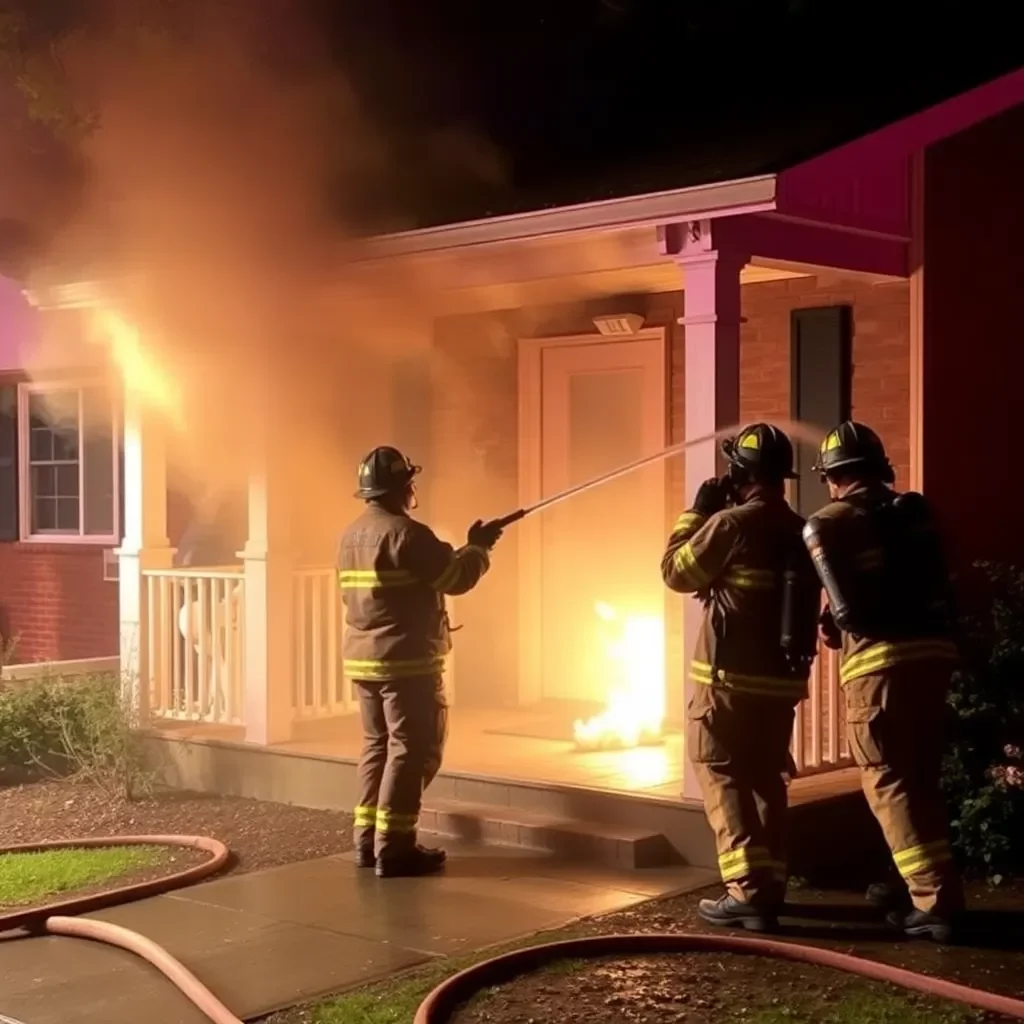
921, 102, 1024, 568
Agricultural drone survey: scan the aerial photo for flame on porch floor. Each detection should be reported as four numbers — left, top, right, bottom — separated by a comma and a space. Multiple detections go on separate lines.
573, 601, 666, 753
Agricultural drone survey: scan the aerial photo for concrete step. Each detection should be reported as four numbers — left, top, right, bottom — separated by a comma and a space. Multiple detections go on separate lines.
419, 800, 677, 870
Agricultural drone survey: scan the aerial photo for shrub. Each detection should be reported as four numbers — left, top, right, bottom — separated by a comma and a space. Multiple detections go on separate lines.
943, 561, 1024, 882
0, 673, 153, 800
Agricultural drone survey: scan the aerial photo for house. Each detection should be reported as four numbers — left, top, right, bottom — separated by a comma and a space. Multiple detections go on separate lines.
11, 65, 1024, 866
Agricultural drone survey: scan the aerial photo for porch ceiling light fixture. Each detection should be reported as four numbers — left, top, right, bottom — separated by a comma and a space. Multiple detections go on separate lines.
592, 312, 645, 337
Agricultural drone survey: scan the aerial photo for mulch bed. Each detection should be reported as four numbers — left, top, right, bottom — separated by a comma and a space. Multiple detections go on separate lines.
452, 951, 1005, 1024
0, 779, 354, 876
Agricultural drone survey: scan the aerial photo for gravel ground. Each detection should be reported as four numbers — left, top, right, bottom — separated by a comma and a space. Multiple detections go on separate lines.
0, 779, 354, 874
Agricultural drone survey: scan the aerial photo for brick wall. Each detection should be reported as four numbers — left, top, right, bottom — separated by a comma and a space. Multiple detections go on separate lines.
0, 543, 118, 662
739, 273, 911, 486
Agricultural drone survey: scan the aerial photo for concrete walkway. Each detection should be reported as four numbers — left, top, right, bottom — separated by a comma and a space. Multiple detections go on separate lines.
0, 845, 714, 1023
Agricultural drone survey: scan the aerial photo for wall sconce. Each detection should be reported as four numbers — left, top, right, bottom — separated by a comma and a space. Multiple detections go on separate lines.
592, 312, 645, 337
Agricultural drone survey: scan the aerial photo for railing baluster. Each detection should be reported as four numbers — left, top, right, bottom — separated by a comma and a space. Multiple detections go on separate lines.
138, 567, 245, 728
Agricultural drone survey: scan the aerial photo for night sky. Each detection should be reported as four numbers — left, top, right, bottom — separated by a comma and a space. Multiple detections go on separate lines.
315, 0, 1024, 226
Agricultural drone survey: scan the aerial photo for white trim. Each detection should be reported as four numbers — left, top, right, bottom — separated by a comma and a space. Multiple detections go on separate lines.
363, 175, 778, 258
16, 379, 121, 546
516, 327, 668, 706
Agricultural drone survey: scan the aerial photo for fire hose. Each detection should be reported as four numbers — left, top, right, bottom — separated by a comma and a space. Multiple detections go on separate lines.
488, 433, 710, 532
0, 836, 244, 1024
3, 838, 1024, 1024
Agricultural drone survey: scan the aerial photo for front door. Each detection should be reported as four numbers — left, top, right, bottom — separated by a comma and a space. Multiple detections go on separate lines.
534, 333, 666, 706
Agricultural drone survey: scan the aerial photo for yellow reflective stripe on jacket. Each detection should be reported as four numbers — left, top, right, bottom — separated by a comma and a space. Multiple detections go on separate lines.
672, 511, 706, 535
376, 809, 418, 834
721, 566, 777, 591
691, 659, 806, 699
672, 542, 711, 589
338, 569, 418, 588
353, 804, 377, 828
840, 638, 958, 685
717, 846, 786, 882
892, 838, 953, 879
343, 655, 447, 680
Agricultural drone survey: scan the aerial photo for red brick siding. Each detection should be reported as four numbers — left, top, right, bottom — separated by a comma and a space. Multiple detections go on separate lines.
0, 543, 118, 662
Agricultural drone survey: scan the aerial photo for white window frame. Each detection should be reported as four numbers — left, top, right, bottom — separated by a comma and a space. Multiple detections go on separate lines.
17, 379, 121, 545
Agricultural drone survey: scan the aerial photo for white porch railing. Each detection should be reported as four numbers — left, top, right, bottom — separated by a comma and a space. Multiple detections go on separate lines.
292, 567, 351, 719
792, 639, 850, 774
143, 567, 245, 725
140, 562, 849, 774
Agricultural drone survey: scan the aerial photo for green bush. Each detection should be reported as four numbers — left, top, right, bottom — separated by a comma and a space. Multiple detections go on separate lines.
943, 561, 1024, 882
0, 673, 153, 800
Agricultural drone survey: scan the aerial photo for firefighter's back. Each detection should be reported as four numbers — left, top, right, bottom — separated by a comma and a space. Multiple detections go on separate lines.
337, 504, 449, 679
806, 484, 957, 684
698, 496, 819, 699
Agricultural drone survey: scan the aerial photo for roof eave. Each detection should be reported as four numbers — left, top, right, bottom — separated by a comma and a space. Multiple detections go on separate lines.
361, 173, 778, 259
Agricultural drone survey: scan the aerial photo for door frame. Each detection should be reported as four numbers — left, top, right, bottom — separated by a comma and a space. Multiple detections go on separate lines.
516, 327, 668, 706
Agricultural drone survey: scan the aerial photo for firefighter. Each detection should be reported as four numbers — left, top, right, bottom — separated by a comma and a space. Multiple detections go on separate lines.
339, 446, 503, 878
805, 421, 963, 942
662, 423, 821, 932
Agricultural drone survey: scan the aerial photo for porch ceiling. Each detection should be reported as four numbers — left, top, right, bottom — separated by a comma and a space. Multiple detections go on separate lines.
370, 225, 810, 315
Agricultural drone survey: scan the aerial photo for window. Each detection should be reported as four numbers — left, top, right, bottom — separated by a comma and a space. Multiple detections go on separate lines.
17, 382, 120, 543
790, 306, 852, 518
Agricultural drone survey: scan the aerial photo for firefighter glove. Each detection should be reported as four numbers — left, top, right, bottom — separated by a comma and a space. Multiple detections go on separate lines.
819, 606, 842, 650
468, 518, 503, 550
692, 477, 729, 518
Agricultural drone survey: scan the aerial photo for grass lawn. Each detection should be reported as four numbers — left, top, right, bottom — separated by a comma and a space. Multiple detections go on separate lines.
0, 846, 170, 907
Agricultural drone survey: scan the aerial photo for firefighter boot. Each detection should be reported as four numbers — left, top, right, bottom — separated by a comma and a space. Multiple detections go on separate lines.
355, 846, 376, 869
698, 894, 778, 933
886, 908, 956, 944
375, 844, 448, 879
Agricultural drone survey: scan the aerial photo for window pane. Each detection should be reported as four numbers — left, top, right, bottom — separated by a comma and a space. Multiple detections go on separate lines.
33, 496, 56, 531
29, 427, 54, 462
56, 497, 80, 532
82, 386, 115, 536
56, 464, 79, 498
53, 428, 79, 461
28, 393, 50, 428
32, 464, 56, 498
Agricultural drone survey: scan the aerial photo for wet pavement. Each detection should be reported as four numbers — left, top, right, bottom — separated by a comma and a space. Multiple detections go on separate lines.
0, 844, 714, 1023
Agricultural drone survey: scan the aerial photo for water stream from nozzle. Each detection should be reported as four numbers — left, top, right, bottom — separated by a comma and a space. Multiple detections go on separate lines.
492, 419, 822, 530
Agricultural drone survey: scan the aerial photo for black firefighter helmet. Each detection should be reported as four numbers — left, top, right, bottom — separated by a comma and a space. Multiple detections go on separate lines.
354, 446, 421, 500
812, 421, 894, 482
720, 422, 798, 483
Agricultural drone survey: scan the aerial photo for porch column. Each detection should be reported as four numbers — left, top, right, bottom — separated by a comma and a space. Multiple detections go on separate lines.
117, 387, 173, 718
241, 437, 295, 745
659, 220, 747, 801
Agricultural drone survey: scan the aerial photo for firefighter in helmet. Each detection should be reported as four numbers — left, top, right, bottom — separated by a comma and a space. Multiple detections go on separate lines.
804, 421, 963, 941
662, 423, 821, 932
339, 446, 503, 877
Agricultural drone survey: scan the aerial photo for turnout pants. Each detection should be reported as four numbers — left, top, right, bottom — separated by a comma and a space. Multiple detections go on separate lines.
687, 685, 798, 907
352, 676, 449, 858
845, 662, 963, 916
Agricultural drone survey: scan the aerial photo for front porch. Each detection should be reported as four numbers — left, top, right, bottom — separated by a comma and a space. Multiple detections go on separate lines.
105, 166, 920, 816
